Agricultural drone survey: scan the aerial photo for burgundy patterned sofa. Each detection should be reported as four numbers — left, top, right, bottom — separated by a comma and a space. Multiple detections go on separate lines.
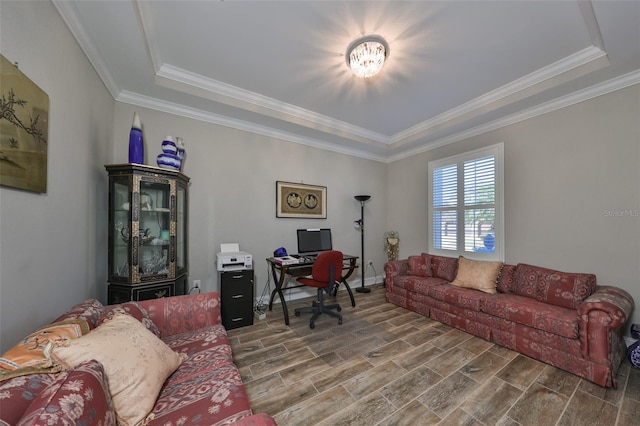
384, 254, 634, 388
0, 293, 276, 426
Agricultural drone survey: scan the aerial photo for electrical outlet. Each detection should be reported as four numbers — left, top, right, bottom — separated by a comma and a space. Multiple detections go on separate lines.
193, 280, 201, 289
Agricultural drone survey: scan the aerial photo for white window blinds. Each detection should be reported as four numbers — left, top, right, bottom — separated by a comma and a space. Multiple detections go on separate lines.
429, 143, 503, 260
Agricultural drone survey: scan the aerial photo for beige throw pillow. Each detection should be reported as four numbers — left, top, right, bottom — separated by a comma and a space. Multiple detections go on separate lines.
50, 314, 184, 426
451, 256, 503, 294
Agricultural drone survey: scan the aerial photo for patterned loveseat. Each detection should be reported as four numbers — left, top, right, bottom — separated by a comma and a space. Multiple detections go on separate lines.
0, 293, 276, 425
384, 254, 634, 388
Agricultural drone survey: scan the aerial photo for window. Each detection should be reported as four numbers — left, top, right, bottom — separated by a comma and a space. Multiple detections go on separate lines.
428, 143, 504, 260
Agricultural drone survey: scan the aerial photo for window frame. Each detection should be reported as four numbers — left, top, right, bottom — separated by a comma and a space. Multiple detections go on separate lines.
428, 143, 504, 261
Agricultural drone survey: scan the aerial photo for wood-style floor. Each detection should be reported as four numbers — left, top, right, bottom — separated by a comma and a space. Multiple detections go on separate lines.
227, 283, 640, 425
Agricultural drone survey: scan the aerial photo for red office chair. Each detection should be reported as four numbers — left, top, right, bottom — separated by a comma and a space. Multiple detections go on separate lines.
294, 250, 343, 329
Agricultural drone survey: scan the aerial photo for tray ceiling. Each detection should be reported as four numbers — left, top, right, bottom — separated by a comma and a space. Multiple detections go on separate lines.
53, 1, 640, 162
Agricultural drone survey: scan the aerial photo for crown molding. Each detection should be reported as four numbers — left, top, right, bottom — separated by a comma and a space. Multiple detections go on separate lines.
386, 70, 640, 163
52, 0, 120, 98
135, 0, 162, 74
155, 63, 390, 145
392, 45, 608, 145
117, 91, 388, 163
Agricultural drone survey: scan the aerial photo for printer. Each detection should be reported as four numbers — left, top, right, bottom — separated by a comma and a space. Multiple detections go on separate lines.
217, 243, 252, 272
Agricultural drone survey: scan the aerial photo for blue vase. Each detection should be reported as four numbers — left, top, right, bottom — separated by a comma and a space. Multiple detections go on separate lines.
128, 112, 144, 164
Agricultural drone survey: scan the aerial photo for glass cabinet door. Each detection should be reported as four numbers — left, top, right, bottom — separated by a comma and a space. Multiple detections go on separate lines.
136, 177, 173, 282
176, 183, 187, 276
110, 177, 131, 280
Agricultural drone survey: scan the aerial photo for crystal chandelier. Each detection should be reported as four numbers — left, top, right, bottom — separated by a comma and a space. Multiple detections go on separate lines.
346, 36, 389, 79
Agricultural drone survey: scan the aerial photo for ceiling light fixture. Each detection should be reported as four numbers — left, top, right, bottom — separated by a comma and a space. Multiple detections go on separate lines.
346, 36, 389, 79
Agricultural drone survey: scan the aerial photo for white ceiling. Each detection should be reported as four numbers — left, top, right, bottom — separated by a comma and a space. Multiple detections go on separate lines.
53, 0, 640, 162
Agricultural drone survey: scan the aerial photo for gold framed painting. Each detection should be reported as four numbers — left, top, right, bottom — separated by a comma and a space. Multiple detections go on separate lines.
276, 181, 327, 219
0, 54, 49, 193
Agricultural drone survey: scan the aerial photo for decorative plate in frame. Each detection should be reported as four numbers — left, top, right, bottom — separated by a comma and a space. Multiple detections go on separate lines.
276, 181, 326, 219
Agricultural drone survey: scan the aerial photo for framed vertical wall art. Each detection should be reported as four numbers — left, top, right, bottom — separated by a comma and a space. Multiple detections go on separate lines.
276, 181, 327, 219
0, 54, 49, 193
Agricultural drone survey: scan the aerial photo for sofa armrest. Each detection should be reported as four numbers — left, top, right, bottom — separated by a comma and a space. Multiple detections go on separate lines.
578, 285, 634, 329
384, 259, 410, 292
578, 285, 634, 362
137, 292, 222, 338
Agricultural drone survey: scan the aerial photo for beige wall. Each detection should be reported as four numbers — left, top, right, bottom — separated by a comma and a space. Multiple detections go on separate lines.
1, 1, 113, 351
387, 85, 640, 329
111, 104, 388, 302
1, 1, 638, 353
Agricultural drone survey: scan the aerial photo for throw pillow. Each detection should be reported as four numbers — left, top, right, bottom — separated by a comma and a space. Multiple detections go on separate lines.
0, 319, 89, 381
16, 360, 116, 425
496, 264, 517, 293
50, 314, 185, 426
408, 255, 431, 277
515, 263, 597, 309
451, 256, 504, 294
52, 299, 104, 329
97, 301, 161, 337
431, 255, 459, 281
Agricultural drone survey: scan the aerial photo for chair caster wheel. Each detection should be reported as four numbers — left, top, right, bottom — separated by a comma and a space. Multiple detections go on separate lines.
309, 322, 315, 329
295, 311, 300, 317
338, 319, 342, 325
337, 306, 342, 312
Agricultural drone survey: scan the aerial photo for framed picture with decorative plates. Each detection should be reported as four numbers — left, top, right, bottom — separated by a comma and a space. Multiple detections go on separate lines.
276, 181, 326, 219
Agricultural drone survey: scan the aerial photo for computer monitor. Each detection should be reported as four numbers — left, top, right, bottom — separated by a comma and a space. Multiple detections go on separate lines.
297, 229, 332, 255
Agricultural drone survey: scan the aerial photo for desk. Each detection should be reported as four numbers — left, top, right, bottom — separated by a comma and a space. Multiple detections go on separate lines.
266, 254, 358, 325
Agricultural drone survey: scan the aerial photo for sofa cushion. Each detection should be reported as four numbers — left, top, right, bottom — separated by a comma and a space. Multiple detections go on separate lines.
16, 360, 115, 426
152, 324, 246, 424
481, 293, 579, 339
50, 314, 184, 426
97, 301, 161, 337
52, 299, 104, 330
162, 324, 235, 384
514, 263, 597, 309
451, 256, 503, 294
0, 319, 89, 380
394, 275, 448, 294
497, 264, 517, 293
0, 373, 60, 425
428, 283, 488, 312
408, 254, 431, 277
149, 362, 253, 425
431, 255, 458, 281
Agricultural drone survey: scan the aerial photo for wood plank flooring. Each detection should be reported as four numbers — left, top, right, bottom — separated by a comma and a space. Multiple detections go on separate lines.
227, 284, 640, 425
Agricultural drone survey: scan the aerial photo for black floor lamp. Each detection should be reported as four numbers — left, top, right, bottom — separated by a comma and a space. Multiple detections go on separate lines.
354, 195, 371, 293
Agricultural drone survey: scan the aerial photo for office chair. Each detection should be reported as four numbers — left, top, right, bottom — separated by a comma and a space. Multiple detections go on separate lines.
294, 250, 343, 329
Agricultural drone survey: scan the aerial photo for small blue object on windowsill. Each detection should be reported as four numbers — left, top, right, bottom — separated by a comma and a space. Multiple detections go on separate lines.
474, 233, 495, 253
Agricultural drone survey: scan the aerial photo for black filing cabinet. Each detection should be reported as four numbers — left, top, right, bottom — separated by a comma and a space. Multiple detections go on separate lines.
220, 269, 254, 330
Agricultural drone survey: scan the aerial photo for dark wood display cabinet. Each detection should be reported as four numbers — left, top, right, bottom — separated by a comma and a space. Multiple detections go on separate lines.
220, 270, 254, 330
106, 164, 189, 304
